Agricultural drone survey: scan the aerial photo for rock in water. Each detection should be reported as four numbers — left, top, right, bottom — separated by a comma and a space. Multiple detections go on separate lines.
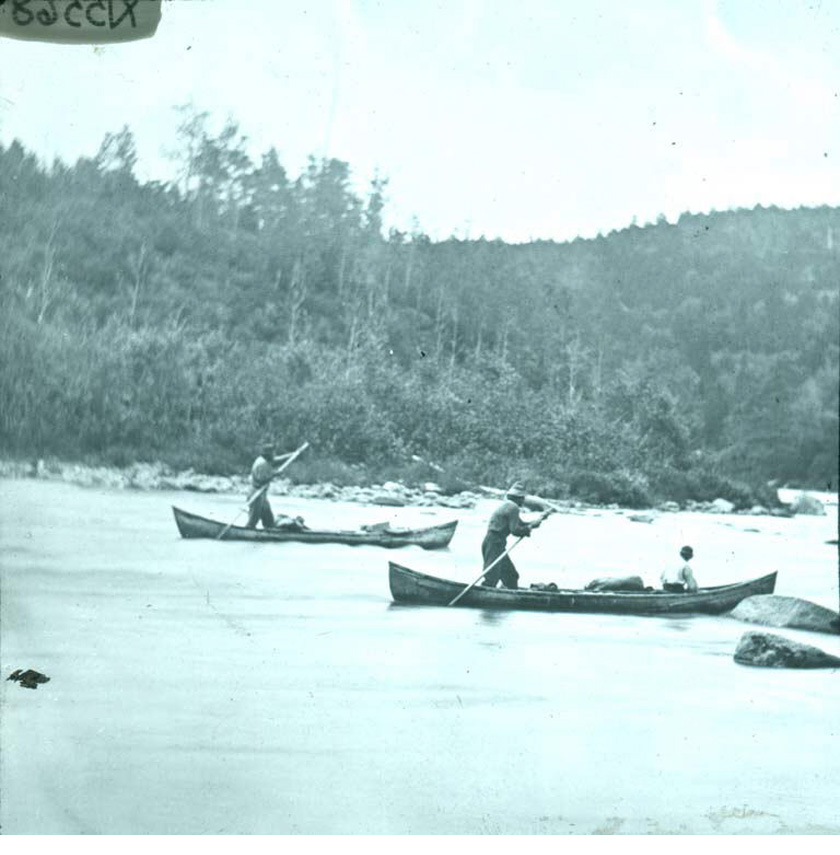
730, 595, 840, 635
710, 498, 735, 513
7, 669, 50, 689
371, 494, 406, 507
791, 493, 827, 516
734, 632, 840, 668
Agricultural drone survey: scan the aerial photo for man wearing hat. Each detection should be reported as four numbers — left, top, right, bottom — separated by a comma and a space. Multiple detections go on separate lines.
247, 442, 303, 530
481, 482, 544, 589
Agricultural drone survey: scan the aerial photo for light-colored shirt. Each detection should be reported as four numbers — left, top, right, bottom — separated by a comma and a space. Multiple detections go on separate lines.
250, 455, 275, 489
661, 561, 698, 591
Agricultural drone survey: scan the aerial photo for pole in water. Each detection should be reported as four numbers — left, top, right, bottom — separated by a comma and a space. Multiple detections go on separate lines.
448, 536, 526, 607
447, 508, 553, 607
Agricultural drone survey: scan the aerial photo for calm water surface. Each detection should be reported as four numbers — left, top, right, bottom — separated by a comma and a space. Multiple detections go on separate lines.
1, 479, 838, 833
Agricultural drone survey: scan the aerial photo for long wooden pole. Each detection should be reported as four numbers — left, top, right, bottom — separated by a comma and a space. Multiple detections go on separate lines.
216, 441, 309, 540
447, 536, 527, 607
243, 442, 309, 506
448, 508, 553, 607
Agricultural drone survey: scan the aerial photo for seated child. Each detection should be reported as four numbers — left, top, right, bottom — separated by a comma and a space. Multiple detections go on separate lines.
660, 545, 698, 592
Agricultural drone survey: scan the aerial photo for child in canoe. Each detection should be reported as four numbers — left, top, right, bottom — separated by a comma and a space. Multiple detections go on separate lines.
660, 545, 698, 593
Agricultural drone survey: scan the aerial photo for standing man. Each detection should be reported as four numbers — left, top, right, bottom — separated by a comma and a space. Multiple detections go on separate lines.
481, 482, 546, 589
247, 442, 302, 530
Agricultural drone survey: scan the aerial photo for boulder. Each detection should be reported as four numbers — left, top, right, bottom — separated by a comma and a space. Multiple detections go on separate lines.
687, 500, 713, 512
192, 475, 236, 493
382, 481, 405, 493
423, 482, 442, 493
734, 631, 840, 668
371, 493, 406, 507
7, 668, 50, 690
126, 462, 167, 490
658, 501, 681, 513
436, 495, 474, 509
710, 498, 735, 514
730, 595, 840, 635
749, 505, 769, 516
628, 513, 655, 524
791, 493, 826, 516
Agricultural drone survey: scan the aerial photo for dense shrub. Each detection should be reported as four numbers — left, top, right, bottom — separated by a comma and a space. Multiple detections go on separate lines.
648, 466, 762, 509
567, 469, 654, 508
0, 311, 787, 508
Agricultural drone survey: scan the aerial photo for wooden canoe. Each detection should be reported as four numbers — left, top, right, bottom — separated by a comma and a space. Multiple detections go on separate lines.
173, 506, 457, 549
389, 562, 777, 615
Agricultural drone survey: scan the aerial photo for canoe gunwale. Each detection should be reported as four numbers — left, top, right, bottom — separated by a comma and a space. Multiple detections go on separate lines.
388, 562, 778, 615
172, 506, 457, 549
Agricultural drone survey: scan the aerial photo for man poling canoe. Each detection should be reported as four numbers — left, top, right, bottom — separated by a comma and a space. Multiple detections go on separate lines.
215, 441, 309, 540
480, 481, 549, 589
247, 441, 309, 530
448, 481, 553, 606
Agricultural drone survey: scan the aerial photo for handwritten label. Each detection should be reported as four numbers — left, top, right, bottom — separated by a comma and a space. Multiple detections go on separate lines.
0, 0, 161, 43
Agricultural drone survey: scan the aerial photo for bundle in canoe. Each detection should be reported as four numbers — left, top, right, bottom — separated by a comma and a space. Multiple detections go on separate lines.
389, 562, 777, 615
173, 507, 457, 549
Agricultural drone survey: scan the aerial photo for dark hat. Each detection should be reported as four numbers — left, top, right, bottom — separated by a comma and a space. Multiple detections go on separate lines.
680, 545, 694, 560
506, 481, 526, 499
260, 440, 275, 456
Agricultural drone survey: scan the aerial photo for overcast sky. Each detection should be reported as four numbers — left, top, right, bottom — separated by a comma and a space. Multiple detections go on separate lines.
1, 0, 838, 241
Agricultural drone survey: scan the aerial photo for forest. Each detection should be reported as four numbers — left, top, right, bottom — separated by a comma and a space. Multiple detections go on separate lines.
1, 107, 838, 508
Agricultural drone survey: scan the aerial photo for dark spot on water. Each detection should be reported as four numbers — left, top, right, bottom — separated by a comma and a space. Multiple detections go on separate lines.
7, 669, 50, 690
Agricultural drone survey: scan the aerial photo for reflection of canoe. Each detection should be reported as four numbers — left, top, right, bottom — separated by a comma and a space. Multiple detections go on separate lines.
389, 562, 777, 615
173, 507, 457, 549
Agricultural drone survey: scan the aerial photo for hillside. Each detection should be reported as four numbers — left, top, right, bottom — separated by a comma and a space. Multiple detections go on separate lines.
1, 113, 837, 506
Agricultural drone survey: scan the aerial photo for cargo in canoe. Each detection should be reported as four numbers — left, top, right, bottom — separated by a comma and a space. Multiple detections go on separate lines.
173, 506, 457, 549
389, 562, 777, 615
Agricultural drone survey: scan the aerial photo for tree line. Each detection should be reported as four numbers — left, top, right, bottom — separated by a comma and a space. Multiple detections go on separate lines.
0, 107, 837, 506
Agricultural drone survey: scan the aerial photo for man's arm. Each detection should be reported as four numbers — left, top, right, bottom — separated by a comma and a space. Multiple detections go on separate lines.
682, 564, 698, 592
270, 450, 297, 472
509, 506, 548, 537
507, 504, 532, 537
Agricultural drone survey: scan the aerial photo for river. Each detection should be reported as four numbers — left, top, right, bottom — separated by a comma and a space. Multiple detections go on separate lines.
1, 479, 838, 834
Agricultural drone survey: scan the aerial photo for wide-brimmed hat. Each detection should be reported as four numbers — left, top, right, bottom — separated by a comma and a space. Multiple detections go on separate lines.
506, 481, 526, 499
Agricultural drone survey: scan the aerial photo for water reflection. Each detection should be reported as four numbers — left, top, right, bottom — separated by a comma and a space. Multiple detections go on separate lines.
476, 609, 510, 626
662, 616, 694, 632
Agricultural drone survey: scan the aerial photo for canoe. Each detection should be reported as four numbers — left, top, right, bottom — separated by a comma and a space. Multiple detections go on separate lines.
173, 506, 457, 549
389, 562, 777, 615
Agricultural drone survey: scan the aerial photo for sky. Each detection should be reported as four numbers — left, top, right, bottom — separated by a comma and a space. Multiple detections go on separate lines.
0, 0, 838, 242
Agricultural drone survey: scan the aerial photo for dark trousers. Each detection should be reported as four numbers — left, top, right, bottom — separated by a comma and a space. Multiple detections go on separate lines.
663, 582, 686, 593
247, 491, 275, 529
481, 533, 519, 589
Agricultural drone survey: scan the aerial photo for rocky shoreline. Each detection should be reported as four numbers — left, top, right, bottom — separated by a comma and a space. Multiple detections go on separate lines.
1, 458, 829, 517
